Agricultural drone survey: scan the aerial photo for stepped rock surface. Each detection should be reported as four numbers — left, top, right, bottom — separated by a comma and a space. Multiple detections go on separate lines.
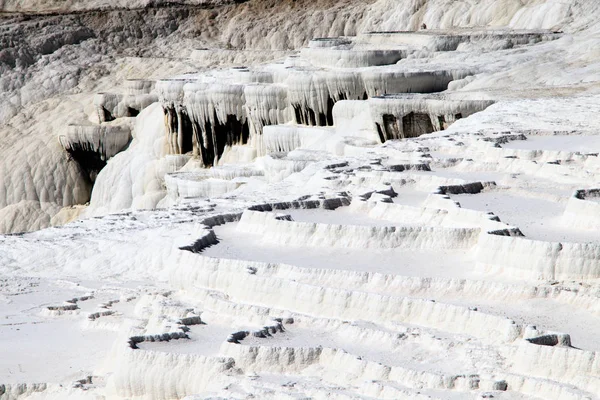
3, 1, 600, 399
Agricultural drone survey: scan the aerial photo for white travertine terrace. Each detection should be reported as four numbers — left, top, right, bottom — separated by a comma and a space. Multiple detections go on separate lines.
155, 65, 471, 168
3, 0, 600, 399
59, 125, 132, 167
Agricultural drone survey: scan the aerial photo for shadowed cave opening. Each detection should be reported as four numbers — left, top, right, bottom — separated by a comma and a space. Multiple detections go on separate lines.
179, 109, 195, 154
99, 105, 142, 122
402, 112, 434, 138
199, 112, 250, 166
291, 92, 365, 127
59, 125, 132, 184
127, 107, 140, 117
165, 107, 249, 166
64, 145, 107, 183
376, 112, 465, 142
98, 106, 115, 122
164, 105, 194, 154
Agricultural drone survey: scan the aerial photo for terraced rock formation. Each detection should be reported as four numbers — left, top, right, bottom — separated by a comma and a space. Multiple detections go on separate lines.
3, 1, 600, 400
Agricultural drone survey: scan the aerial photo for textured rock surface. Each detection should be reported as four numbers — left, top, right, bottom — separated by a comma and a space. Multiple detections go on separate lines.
3, 1, 600, 399
0, 0, 382, 233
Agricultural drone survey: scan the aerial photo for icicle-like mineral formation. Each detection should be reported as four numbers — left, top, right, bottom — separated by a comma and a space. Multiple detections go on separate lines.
369, 94, 495, 141
58, 125, 132, 181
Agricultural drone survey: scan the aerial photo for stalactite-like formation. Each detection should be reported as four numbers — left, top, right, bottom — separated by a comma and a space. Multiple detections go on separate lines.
58, 125, 132, 182
371, 94, 495, 141
157, 81, 251, 166
156, 66, 469, 164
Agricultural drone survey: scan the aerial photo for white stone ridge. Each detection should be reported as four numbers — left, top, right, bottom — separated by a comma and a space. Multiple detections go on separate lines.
170, 253, 600, 317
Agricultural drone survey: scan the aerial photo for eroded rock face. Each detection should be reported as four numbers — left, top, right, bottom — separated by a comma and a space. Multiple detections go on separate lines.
59, 124, 132, 181
0, 0, 241, 13
5, 1, 600, 399
0, 0, 380, 233
0, 99, 93, 232
1, 0, 582, 234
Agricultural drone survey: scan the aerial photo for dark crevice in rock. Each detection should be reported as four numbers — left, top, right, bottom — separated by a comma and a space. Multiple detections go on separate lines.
64, 146, 107, 183
402, 112, 434, 138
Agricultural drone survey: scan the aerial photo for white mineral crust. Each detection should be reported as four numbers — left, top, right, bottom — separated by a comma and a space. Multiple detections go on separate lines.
2, 1, 600, 399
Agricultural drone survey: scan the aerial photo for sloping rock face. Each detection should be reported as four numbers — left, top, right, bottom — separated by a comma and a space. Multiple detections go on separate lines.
0, 0, 239, 13
0, 0, 586, 234
0, 0, 378, 233
5, 1, 600, 399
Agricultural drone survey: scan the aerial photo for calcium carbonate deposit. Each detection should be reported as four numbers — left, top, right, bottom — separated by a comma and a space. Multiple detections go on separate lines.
3, 0, 600, 399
